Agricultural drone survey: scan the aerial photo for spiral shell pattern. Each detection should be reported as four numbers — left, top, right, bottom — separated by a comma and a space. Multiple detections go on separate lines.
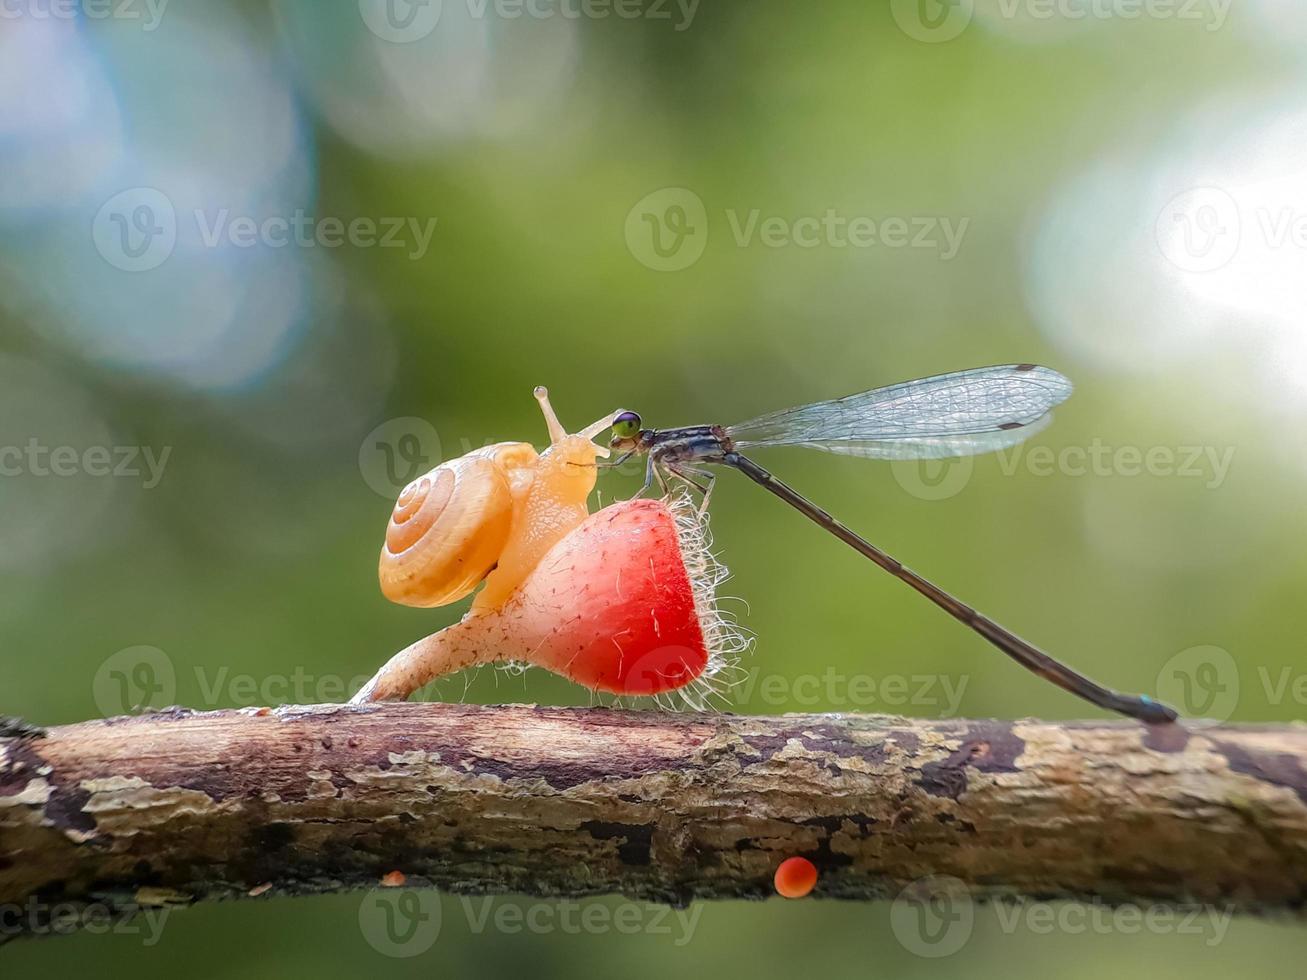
378, 443, 534, 607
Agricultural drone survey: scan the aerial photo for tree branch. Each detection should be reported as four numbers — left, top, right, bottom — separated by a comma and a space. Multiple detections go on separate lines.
4, 704, 1307, 940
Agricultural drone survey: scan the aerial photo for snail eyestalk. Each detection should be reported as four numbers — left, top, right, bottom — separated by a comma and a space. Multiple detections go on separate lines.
533, 386, 568, 446
578, 412, 620, 449
535, 385, 616, 459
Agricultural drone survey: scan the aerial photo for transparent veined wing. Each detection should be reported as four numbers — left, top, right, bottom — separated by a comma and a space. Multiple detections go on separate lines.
726, 364, 1073, 460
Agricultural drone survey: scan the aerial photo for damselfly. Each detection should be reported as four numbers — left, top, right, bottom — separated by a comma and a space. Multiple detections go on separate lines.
607, 364, 1177, 724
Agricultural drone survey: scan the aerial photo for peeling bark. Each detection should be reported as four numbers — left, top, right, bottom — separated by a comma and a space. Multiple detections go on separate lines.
3, 704, 1307, 941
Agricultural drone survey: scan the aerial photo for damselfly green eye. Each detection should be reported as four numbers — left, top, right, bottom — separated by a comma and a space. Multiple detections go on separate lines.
612, 411, 642, 440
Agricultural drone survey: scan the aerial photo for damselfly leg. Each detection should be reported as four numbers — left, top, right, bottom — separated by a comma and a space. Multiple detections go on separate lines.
665, 462, 718, 515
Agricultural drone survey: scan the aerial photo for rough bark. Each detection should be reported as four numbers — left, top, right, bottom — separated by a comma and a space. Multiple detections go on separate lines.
3, 704, 1307, 941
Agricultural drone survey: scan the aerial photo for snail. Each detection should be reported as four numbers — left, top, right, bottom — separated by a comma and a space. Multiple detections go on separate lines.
353, 388, 747, 707
377, 386, 616, 612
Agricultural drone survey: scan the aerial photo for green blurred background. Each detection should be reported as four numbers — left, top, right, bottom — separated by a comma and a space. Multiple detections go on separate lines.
5, 0, 1307, 974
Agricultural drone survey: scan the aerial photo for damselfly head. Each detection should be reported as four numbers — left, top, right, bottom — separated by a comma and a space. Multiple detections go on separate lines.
609, 410, 643, 451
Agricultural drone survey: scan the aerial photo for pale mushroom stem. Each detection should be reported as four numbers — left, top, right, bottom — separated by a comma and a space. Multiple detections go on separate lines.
350, 617, 502, 704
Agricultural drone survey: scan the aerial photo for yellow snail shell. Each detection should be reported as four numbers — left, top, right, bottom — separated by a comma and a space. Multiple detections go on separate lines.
378, 442, 536, 608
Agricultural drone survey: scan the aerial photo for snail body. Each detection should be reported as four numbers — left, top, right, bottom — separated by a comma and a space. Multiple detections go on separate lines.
378, 387, 616, 612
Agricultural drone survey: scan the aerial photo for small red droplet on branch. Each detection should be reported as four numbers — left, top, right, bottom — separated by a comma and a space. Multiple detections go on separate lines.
774, 857, 818, 898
